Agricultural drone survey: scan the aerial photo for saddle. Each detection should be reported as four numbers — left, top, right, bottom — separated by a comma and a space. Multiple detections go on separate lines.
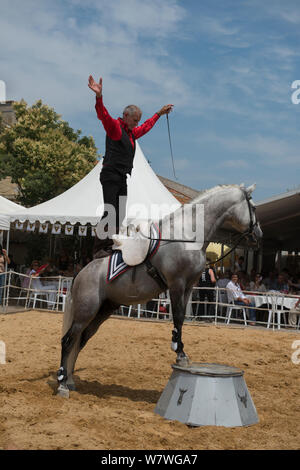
107, 221, 166, 289
112, 219, 152, 266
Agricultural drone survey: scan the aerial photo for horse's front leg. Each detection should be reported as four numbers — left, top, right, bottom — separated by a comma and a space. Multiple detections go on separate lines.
169, 286, 191, 366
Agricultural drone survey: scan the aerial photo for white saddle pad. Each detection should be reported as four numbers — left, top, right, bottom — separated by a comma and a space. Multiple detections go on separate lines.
112, 220, 152, 266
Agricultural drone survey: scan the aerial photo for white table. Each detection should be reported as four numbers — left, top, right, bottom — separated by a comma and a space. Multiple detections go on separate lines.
248, 292, 299, 327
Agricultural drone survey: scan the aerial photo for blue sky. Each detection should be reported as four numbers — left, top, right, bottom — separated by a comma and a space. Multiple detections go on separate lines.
1, 0, 300, 202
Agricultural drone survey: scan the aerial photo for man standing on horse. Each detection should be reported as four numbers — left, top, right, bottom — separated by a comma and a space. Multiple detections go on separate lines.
88, 75, 173, 258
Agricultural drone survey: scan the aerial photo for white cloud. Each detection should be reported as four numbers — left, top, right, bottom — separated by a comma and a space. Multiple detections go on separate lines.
95, 0, 186, 38
222, 159, 249, 169
262, 2, 300, 25
198, 16, 240, 37
197, 132, 300, 167
0, 0, 190, 118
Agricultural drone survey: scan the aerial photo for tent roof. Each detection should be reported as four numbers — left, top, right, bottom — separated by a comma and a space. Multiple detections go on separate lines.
0, 195, 25, 231
256, 189, 300, 251
10, 142, 181, 226
0, 195, 25, 213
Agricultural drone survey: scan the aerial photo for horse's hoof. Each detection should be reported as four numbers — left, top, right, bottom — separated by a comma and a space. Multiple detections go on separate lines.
57, 385, 70, 398
67, 383, 76, 391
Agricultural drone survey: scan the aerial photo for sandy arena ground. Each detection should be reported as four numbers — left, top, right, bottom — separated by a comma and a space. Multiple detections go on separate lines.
0, 310, 299, 450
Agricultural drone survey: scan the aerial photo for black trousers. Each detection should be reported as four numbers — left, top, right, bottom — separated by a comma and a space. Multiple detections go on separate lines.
196, 288, 215, 316
93, 168, 127, 254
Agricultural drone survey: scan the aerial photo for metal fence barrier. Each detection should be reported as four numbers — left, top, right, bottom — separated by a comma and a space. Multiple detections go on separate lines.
1, 271, 300, 330
0, 270, 73, 312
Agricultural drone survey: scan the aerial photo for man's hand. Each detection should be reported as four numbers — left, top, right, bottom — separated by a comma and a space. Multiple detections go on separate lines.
88, 75, 102, 98
157, 104, 174, 117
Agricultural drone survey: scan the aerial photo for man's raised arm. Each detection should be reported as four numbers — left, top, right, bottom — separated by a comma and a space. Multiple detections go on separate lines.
88, 75, 121, 140
133, 104, 174, 139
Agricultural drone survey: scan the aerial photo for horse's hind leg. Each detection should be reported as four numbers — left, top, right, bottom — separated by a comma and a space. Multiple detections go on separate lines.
66, 300, 119, 390
65, 337, 80, 391
79, 300, 119, 351
57, 322, 86, 397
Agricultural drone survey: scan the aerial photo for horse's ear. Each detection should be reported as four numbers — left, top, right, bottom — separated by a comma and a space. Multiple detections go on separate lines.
246, 183, 256, 196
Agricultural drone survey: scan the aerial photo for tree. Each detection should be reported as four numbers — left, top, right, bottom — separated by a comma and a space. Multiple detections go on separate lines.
0, 99, 99, 206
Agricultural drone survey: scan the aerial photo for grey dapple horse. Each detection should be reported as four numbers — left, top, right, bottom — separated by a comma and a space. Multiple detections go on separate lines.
57, 184, 262, 397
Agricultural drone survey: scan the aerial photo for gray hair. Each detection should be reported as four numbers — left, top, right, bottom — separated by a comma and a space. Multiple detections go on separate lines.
123, 105, 142, 117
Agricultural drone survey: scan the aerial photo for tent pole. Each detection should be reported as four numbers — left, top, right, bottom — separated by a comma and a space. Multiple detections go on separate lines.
49, 233, 52, 258
80, 236, 82, 261
4, 269, 11, 314
54, 235, 57, 260
2, 230, 10, 312
221, 244, 224, 272
5, 229, 10, 272
231, 249, 235, 272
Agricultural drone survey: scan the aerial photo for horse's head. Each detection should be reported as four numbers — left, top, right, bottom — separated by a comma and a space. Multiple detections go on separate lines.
227, 184, 263, 245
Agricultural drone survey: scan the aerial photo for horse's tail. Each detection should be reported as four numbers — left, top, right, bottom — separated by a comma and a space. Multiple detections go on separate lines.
62, 291, 73, 337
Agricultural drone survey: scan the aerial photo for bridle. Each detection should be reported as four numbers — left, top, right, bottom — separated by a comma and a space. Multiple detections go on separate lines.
203, 189, 260, 266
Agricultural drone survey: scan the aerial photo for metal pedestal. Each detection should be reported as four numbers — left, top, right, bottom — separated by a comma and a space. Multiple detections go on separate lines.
154, 362, 259, 427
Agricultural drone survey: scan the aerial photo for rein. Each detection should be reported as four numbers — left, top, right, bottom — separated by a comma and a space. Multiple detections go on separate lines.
142, 189, 258, 266
157, 230, 252, 266
204, 231, 251, 266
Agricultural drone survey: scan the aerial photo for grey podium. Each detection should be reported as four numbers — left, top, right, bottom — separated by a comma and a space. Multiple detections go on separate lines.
154, 362, 259, 427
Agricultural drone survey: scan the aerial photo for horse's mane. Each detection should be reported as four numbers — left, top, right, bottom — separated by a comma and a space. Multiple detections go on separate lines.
192, 184, 244, 203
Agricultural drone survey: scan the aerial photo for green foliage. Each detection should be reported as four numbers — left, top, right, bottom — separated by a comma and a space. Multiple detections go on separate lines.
0, 99, 99, 206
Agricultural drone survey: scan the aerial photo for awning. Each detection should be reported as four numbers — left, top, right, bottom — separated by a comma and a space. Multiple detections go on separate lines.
256, 189, 300, 251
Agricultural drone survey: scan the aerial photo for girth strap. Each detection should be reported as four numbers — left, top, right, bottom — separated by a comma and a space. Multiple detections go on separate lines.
145, 259, 168, 291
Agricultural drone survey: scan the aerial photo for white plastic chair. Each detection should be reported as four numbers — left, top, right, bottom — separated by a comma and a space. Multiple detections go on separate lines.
26, 276, 58, 310
56, 277, 73, 311
266, 293, 287, 330
27, 290, 49, 309
226, 300, 248, 326
215, 287, 228, 317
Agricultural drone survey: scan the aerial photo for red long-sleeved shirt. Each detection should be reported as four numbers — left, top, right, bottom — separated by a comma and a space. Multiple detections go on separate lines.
95, 96, 160, 148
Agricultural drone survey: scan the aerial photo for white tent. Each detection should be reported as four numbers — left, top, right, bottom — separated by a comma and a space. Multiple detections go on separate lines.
10, 142, 181, 226
0, 196, 25, 275
0, 196, 25, 231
